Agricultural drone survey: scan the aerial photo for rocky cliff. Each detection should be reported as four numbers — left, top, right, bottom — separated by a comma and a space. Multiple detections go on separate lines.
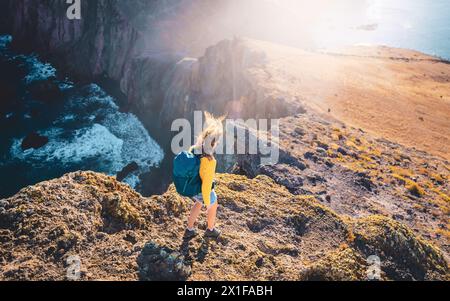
6, 1, 449, 153
2, 0, 449, 281
3, 0, 305, 132
0, 171, 448, 281
0, 1, 10, 34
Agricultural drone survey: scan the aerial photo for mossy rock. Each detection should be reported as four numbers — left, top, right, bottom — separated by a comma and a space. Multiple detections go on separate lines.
288, 197, 348, 237
352, 215, 449, 280
137, 242, 191, 281
101, 192, 143, 232
300, 247, 368, 281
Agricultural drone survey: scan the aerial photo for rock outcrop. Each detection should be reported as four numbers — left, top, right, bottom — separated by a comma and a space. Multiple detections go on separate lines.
0, 171, 447, 281
3, 1, 305, 132
21, 132, 49, 150
2, 0, 449, 282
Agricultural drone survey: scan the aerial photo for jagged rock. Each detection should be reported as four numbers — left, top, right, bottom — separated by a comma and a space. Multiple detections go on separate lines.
293, 127, 305, 137
116, 162, 139, 182
306, 175, 326, 186
260, 164, 304, 193
355, 172, 375, 191
0, 171, 447, 280
247, 218, 273, 233
316, 147, 328, 157
123, 232, 138, 244
300, 248, 368, 281
137, 242, 191, 281
304, 152, 319, 163
325, 160, 334, 168
227, 181, 248, 192
337, 147, 348, 156
352, 216, 448, 280
316, 141, 329, 150
21, 132, 49, 150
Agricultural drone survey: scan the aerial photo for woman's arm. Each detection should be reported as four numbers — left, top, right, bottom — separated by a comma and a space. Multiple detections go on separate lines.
199, 157, 216, 207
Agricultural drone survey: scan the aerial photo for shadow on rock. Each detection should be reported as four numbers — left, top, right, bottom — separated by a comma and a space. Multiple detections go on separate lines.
137, 241, 192, 281
195, 239, 210, 263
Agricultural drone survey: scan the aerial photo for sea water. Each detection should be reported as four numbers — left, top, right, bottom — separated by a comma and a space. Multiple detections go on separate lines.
310, 0, 450, 60
0, 35, 164, 198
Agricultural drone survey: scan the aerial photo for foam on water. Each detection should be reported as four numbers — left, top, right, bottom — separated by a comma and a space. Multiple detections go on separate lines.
58, 80, 75, 91
21, 54, 57, 84
10, 124, 123, 170
0, 35, 12, 48
2, 36, 165, 189
10, 83, 165, 188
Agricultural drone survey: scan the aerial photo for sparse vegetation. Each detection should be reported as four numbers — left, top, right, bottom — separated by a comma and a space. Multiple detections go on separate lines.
1, 171, 448, 281
406, 182, 426, 197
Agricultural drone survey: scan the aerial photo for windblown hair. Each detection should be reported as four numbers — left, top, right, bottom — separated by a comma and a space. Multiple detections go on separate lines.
194, 112, 225, 157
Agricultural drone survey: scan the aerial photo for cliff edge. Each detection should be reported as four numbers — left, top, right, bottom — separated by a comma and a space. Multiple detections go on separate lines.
0, 171, 448, 281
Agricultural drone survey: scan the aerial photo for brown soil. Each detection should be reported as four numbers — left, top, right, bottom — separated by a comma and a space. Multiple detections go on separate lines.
242, 39, 450, 160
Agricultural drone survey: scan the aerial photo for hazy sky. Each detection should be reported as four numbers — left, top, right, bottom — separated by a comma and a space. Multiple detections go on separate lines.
129, 0, 449, 58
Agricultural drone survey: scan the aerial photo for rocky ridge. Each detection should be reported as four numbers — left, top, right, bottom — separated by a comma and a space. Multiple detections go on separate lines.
1, 0, 449, 281
0, 171, 448, 281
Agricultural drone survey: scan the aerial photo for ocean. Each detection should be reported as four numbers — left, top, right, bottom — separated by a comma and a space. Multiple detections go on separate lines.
0, 35, 164, 198
311, 0, 450, 60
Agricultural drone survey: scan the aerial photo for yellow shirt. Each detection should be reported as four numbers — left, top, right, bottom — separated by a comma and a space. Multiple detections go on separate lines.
199, 156, 216, 207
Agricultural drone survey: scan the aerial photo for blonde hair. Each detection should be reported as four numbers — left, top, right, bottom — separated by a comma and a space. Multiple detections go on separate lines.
194, 112, 225, 156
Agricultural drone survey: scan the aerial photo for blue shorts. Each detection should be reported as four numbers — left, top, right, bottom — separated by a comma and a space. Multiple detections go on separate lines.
193, 190, 217, 206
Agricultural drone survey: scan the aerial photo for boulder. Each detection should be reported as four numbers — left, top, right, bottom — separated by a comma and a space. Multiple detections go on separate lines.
137, 242, 191, 281
116, 162, 139, 182
21, 132, 49, 150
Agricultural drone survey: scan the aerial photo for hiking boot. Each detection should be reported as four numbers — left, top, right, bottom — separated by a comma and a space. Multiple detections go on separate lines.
204, 228, 221, 239
184, 229, 198, 239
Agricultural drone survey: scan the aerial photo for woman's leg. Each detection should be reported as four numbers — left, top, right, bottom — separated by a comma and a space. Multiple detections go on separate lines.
207, 202, 219, 230
187, 201, 203, 229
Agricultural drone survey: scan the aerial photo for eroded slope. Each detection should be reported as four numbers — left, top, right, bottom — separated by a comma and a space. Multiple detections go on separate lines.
0, 171, 447, 281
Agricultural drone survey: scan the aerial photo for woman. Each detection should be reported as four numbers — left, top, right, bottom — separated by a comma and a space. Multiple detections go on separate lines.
185, 112, 224, 239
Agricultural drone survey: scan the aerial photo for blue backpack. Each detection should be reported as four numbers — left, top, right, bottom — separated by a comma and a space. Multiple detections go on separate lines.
173, 151, 202, 197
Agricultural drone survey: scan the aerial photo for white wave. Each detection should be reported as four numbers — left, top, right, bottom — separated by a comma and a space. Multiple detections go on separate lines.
3, 36, 164, 190
10, 125, 123, 170
103, 112, 164, 169
0, 35, 12, 48
58, 81, 75, 90
122, 174, 141, 189
64, 83, 165, 173
65, 84, 119, 114
56, 114, 76, 123
10, 53, 57, 84
0, 35, 56, 84
10, 83, 164, 189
